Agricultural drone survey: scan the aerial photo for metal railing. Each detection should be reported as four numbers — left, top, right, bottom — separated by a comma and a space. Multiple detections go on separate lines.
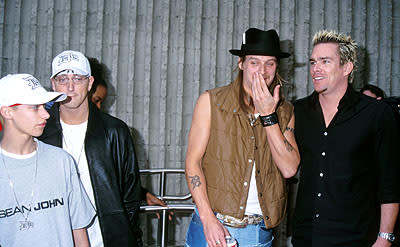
139, 168, 195, 247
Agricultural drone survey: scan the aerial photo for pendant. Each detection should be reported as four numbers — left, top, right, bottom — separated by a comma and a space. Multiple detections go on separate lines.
19, 219, 34, 231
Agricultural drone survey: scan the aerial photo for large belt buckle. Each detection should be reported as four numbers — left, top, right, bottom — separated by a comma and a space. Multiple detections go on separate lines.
246, 214, 263, 225
216, 213, 248, 228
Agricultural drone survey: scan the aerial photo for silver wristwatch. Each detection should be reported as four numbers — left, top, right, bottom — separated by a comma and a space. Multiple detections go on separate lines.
378, 232, 395, 243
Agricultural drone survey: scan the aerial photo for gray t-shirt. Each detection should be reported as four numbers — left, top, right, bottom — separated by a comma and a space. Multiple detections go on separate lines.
0, 140, 95, 247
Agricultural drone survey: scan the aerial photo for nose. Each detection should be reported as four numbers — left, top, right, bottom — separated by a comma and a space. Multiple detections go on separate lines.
259, 65, 266, 74
312, 62, 321, 73
67, 80, 75, 91
39, 105, 50, 120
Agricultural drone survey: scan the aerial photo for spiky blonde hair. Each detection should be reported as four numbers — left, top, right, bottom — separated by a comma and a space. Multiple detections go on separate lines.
312, 30, 358, 83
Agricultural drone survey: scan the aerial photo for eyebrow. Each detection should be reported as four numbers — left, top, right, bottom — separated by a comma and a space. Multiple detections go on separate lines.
248, 57, 277, 62
309, 56, 332, 62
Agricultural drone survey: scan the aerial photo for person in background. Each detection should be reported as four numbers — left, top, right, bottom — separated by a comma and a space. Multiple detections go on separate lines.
0, 116, 3, 141
360, 84, 385, 100
292, 30, 400, 247
39, 50, 143, 247
185, 28, 300, 247
87, 57, 173, 220
0, 73, 95, 247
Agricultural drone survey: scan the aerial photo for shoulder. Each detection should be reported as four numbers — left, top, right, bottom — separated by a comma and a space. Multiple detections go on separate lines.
36, 140, 76, 169
89, 105, 130, 133
279, 99, 294, 112
207, 82, 233, 98
37, 140, 70, 157
293, 94, 312, 108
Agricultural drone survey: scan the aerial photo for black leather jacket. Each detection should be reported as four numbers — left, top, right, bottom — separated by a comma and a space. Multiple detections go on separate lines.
39, 102, 142, 246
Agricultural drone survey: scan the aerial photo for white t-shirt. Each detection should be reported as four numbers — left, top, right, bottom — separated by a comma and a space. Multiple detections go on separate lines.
245, 114, 263, 216
61, 120, 104, 247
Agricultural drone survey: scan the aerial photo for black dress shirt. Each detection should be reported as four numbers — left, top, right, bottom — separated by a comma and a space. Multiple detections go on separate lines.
292, 85, 400, 247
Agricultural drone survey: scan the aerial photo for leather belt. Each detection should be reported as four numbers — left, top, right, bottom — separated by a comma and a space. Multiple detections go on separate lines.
215, 212, 263, 228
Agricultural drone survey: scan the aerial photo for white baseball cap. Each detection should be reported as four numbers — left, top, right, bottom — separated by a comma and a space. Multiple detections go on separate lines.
50, 50, 91, 79
0, 74, 67, 108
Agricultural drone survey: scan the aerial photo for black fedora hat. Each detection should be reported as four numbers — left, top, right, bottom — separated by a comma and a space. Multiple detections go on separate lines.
229, 28, 290, 58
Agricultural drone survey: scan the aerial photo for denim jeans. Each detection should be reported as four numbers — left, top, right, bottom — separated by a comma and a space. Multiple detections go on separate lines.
185, 208, 273, 247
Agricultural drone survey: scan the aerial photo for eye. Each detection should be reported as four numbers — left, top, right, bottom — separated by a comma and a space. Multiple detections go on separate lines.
58, 77, 69, 84
29, 105, 40, 110
310, 61, 316, 66
323, 59, 330, 64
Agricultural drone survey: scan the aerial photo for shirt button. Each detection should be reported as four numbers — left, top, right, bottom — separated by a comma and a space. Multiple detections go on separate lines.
324, 132, 328, 136
317, 193, 322, 197
250, 136, 255, 140
315, 213, 320, 218
321, 152, 326, 156
320, 172, 324, 177
239, 206, 244, 210
248, 159, 253, 163
244, 182, 248, 186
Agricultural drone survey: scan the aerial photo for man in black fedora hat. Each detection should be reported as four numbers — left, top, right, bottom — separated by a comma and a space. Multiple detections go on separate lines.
185, 28, 300, 247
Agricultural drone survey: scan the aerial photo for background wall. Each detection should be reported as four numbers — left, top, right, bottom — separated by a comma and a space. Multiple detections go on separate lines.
1, 0, 399, 246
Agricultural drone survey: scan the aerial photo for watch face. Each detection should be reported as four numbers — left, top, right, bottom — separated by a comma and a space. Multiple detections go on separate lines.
389, 235, 395, 241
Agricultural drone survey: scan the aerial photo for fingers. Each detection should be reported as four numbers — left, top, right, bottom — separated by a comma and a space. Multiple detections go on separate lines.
273, 84, 281, 103
204, 219, 229, 247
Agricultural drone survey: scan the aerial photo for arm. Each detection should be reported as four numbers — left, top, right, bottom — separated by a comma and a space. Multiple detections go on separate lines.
372, 106, 400, 247
264, 113, 300, 178
251, 73, 300, 178
120, 125, 143, 245
72, 228, 89, 247
372, 203, 399, 247
185, 92, 230, 247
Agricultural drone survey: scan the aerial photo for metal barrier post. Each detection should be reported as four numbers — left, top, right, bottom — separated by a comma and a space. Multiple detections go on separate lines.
140, 169, 195, 247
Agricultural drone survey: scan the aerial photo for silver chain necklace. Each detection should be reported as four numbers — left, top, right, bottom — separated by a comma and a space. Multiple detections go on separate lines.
1, 143, 38, 231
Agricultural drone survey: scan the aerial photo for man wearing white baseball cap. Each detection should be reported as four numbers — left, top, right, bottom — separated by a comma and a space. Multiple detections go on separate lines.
0, 73, 95, 247
39, 50, 143, 247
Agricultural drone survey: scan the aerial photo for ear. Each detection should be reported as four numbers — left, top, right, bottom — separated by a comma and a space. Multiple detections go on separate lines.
0, 106, 13, 120
343, 61, 354, 77
88, 76, 94, 92
238, 57, 244, 70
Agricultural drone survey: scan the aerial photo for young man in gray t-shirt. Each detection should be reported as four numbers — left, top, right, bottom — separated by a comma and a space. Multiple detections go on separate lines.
0, 74, 95, 247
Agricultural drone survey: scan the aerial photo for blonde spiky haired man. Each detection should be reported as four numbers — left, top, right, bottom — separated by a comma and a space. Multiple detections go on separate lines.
292, 30, 400, 246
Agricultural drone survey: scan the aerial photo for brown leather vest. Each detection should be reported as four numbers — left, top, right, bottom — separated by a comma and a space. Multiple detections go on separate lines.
202, 80, 293, 228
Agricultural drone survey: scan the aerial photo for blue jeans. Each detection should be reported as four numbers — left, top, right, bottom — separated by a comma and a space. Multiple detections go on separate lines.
185, 208, 273, 247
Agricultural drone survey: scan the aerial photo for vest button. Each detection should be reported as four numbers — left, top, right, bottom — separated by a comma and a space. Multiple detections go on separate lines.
257, 170, 260, 174
259, 193, 263, 197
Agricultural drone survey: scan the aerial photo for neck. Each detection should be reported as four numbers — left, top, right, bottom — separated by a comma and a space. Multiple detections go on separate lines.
0, 133, 37, 155
318, 83, 348, 109
59, 103, 90, 125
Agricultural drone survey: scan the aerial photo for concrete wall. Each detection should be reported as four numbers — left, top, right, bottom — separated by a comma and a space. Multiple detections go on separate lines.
1, 0, 399, 246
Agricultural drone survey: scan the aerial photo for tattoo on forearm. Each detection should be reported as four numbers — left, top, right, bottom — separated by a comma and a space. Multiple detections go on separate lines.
284, 139, 294, 152
189, 175, 201, 190
285, 126, 294, 133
